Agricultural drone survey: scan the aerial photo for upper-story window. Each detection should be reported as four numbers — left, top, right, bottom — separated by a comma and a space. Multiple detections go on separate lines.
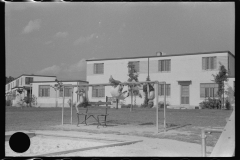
94, 63, 104, 74
202, 57, 216, 70
200, 83, 218, 98
39, 85, 50, 97
16, 79, 19, 87
92, 86, 105, 97
128, 61, 139, 72
158, 59, 171, 72
25, 77, 33, 85
59, 87, 73, 97
8, 84, 10, 90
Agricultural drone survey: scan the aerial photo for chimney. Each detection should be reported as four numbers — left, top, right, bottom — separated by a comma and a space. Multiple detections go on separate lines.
156, 52, 162, 56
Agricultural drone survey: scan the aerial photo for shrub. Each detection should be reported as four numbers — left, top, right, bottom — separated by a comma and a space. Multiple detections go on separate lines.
6, 100, 12, 106
158, 101, 169, 108
199, 98, 221, 109
225, 99, 231, 110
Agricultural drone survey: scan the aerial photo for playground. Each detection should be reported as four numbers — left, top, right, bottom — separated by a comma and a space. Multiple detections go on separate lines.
5, 105, 232, 157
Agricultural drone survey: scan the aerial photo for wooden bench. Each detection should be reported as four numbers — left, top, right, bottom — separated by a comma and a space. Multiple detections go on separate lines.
76, 101, 111, 128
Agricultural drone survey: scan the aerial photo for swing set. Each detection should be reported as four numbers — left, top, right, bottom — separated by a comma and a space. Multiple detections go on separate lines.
60, 80, 167, 133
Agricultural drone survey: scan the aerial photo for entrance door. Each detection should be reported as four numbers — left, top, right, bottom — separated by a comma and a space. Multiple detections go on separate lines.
181, 85, 189, 104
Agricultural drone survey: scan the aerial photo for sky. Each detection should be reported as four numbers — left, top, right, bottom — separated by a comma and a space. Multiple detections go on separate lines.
5, 2, 235, 81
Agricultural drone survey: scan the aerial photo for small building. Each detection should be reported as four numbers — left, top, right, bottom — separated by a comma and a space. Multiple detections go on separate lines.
86, 51, 235, 109
5, 74, 57, 107
31, 80, 88, 107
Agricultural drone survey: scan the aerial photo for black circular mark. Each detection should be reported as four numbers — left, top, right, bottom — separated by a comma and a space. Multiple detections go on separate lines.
9, 132, 31, 153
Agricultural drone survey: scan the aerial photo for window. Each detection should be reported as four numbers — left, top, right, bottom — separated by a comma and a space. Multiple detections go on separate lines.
59, 87, 73, 97
94, 63, 104, 74
202, 57, 216, 70
158, 60, 171, 72
16, 79, 19, 87
158, 84, 171, 96
200, 83, 218, 98
25, 77, 33, 85
92, 86, 105, 97
8, 84, 10, 90
20, 78, 22, 86
39, 85, 50, 97
128, 61, 139, 72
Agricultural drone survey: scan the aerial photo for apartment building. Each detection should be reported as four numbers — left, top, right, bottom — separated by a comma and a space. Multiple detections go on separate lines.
31, 80, 88, 107
5, 74, 57, 107
86, 51, 235, 109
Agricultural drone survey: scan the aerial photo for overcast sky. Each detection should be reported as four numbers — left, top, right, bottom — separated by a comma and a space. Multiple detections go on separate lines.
5, 2, 234, 81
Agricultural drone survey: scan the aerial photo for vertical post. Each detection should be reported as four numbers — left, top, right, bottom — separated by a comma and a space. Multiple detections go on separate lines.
71, 88, 73, 125
155, 82, 159, 134
30, 84, 32, 107
164, 83, 166, 132
62, 86, 65, 125
55, 89, 57, 108
201, 130, 206, 157
116, 99, 119, 109
131, 86, 133, 112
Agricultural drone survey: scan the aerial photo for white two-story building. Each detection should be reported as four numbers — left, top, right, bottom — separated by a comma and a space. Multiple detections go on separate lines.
5, 74, 57, 107
86, 51, 235, 109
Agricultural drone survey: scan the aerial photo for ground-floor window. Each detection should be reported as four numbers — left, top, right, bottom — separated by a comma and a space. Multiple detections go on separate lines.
158, 84, 171, 96
39, 85, 50, 97
200, 83, 218, 98
92, 86, 105, 97
59, 87, 73, 97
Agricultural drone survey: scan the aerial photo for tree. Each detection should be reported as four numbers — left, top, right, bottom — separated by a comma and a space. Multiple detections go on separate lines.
6, 76, 15, 84
212, 63, 228, 109
127, 62, 142, 110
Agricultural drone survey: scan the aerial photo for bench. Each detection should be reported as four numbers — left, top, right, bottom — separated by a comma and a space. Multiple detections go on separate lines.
76, 101, 111, 128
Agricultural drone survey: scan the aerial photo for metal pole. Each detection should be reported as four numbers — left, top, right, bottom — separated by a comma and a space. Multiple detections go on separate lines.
201, 130, 206, 157
62, 86, 65, 125
155, 83, 159, 134
55, 89, 57, 108
30, 84, 32, 107
131, 86, 133, 112
71, 88, 73, 124
164, 83, 166, 132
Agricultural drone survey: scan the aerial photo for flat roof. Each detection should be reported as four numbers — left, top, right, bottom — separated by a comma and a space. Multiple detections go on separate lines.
86, 50, 234, 62
31, 80, 89, 83
6, 74, 57, 85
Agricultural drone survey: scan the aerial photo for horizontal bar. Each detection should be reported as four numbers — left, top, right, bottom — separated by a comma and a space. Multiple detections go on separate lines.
61, 81, 166, 87
203, 129, 223, 134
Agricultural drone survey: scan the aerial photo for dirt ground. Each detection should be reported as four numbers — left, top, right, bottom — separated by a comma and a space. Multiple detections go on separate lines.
5, 123, 215, 157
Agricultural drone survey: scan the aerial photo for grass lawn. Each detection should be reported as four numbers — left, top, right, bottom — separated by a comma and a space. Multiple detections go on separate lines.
6, 106, 232, 146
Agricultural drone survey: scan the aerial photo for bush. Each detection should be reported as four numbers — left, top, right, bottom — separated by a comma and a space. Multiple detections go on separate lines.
199, 98, 221, 109
6, 100, 12, 106
225, 99, 231, 110
158, 101, 169, 108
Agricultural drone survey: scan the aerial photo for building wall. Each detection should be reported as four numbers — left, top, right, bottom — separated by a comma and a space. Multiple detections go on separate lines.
228, 54, 235, 78
32, 81, 88, 107
87, 52, 234, 107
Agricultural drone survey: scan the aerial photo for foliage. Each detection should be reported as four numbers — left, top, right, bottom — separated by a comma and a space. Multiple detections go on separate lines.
212, 63, 228, 109
199, 98, 221, 109
225, 99, 231, 110
6, 100, 12, 106
6, 76, 15, 84
127, 62, 142, 106
158, 101, 170, 108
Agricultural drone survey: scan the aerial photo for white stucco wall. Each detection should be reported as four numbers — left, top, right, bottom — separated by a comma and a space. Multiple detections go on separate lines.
87, 52, 234, 107
32, 81, 88, 107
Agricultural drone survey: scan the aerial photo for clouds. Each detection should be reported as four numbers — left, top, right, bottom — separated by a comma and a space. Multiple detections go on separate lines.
36, 59, 87, 80
73, 33, 96, 45
55, 32, 69, 38
22, 19, 41, 34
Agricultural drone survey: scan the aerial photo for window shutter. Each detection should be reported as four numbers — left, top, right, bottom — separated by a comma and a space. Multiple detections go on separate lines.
158, 60, 161, 71
161, 60, 165, 71
92, 87, 96, 97
48, 88, 50, 97
39, 87, 42, 97
213, 57, 217, 69
200, 87, 204, 98
136, 62, 139, 72
168, 60, 171, 71
202, 57, 206, 70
